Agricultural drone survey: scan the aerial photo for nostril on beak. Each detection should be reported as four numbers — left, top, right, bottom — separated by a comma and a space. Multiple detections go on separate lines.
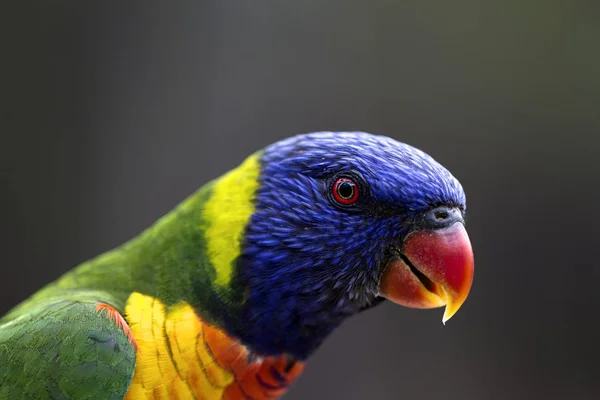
434, 210, 449, 221
423, 206, 463, 229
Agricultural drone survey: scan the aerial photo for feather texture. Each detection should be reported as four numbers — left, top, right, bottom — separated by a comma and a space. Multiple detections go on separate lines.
123, 292, 304, 399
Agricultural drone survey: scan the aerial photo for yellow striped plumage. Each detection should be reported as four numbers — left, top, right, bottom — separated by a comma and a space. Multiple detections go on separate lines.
124, 293, 233, 399
123, 293, 304, 400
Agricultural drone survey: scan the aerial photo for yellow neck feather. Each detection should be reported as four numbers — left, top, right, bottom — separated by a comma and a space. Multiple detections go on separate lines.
202, 153, 262, 288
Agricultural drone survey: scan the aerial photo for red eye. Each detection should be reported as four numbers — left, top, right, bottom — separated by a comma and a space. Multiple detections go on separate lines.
332, 177, 359, 205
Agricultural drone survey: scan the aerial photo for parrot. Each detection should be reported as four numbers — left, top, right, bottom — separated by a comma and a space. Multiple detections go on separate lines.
0, 131, 474, 399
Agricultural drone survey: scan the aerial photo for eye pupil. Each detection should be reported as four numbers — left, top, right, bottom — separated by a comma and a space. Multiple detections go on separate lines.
332, 177, 359, 205
338, 182, 354, 199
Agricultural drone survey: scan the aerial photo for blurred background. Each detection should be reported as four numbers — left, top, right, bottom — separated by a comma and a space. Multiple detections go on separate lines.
2, 1, 600, 399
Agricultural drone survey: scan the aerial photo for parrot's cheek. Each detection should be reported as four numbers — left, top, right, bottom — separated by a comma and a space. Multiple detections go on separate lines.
379, 222, 474, 323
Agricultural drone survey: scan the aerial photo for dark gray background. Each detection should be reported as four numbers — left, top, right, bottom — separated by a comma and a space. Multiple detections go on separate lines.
2, 1, 599, 399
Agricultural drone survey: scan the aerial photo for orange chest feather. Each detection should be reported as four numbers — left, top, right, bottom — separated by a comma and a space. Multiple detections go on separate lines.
122, 293, 304, 400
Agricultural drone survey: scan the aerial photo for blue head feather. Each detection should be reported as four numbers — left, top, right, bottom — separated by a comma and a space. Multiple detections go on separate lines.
225, 132, 466, 359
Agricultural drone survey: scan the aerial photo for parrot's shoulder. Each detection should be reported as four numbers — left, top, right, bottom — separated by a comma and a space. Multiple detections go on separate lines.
0, 294, 137, 399
122, 292, 305, 400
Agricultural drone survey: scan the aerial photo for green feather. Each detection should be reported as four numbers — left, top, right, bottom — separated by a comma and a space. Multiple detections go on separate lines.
0, 294, 136, 399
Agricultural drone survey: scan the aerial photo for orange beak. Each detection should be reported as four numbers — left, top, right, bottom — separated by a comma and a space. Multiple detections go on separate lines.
379, 222, 474, 324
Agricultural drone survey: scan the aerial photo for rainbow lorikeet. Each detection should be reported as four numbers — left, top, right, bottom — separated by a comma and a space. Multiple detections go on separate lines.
0, 132, 474, 399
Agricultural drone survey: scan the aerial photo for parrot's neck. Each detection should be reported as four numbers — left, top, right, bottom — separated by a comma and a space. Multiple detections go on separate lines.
44, 154, 271, 356
53, 180, 241, 327
44, 151, 354, 361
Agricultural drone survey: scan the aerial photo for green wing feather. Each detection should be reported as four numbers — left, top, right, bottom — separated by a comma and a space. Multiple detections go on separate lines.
0, 292, 136, 399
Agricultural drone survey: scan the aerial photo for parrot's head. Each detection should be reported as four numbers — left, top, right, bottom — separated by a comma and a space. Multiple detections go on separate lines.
216, 132, 474, 359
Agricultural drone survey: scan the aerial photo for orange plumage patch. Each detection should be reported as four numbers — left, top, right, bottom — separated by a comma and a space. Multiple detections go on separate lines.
95, 302, 139, 352
203, 316, 305, 400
